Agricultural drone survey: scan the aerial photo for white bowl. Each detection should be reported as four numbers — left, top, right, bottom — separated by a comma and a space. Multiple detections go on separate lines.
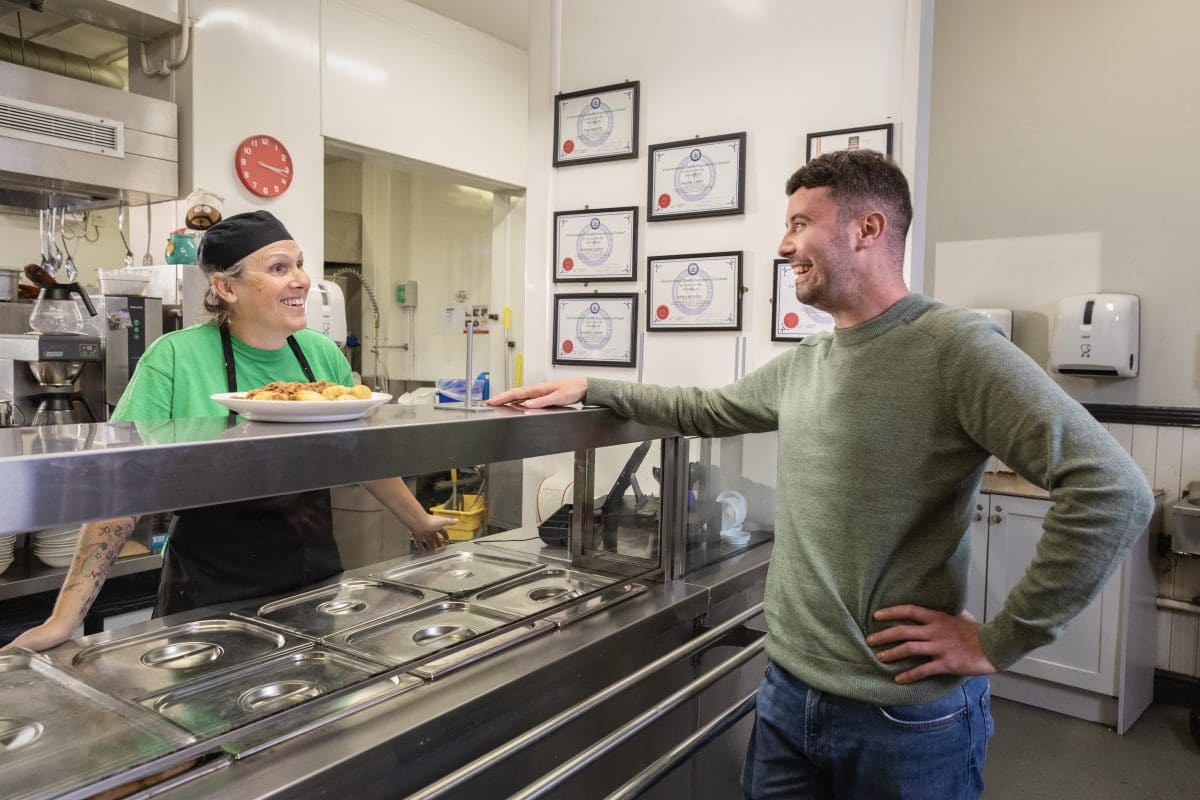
37, 552, 74, 568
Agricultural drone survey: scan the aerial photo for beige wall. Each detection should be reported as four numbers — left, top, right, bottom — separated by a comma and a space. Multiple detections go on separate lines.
926, 0, 1200, 408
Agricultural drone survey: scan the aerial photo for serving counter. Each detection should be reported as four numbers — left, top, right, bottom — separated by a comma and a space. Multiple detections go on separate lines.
0, 405, 773, 799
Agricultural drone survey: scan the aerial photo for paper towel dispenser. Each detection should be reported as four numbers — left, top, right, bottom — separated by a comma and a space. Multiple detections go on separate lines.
968, 308, 1013, 340
306, 280, 348, 346
1049, 293, 1139, 378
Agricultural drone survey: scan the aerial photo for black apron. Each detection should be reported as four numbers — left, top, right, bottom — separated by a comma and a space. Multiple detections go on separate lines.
154, 325, 342, 616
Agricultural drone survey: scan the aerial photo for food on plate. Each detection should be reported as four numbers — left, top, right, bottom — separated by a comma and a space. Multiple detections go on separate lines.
243, 380, 373, 401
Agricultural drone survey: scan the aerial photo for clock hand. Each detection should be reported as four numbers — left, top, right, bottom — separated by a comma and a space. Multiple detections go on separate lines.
257, 161, 290, 177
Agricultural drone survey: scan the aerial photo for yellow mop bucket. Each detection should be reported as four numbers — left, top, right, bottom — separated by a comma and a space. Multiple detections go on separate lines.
430, 494, 486, 541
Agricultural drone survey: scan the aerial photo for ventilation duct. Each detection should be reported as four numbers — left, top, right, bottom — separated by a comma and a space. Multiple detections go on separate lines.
0, 31, 125, 90
0, 59, 176, 212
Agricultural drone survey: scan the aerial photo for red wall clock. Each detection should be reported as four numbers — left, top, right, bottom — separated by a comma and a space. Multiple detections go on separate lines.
235, 135, 293, 197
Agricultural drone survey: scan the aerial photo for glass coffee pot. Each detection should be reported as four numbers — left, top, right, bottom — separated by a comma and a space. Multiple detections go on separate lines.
29, 282, 98, 335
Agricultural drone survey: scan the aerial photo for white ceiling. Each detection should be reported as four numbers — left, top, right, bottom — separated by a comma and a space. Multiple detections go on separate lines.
404, 0, 530, 50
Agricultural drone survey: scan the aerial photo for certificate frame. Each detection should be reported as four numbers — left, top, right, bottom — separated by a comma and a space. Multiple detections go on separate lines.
647, 132, 746, 222
771, 258, 836, 341
646, 251, 743, 332
552, 293, 639, 368
553, 80, 640, 167
552, 206, 639, 283
806, 123, 894, 162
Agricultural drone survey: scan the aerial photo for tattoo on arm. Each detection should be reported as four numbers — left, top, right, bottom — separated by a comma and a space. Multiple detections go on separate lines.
62, 518, 137, 623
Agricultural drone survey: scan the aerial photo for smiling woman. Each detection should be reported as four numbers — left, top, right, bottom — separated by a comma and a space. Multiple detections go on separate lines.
5, 211, 455, 655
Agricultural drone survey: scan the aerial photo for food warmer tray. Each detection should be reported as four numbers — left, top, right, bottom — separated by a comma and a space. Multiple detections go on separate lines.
236, 579, 443, 639
138, 647, 393, 739
468, 567, 618, 617
54, 616, 310, 701
372, 550, 544, 597
0, 651, 195, 800
323, 601, 520, 668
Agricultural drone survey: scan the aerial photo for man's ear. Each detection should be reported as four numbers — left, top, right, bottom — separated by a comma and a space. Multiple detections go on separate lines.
856, 211, 888, 251
211, 276, 237, 304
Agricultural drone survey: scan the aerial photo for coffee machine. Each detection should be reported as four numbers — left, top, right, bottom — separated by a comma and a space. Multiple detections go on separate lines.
102, 295, 163, 412
0, 332, 102, 426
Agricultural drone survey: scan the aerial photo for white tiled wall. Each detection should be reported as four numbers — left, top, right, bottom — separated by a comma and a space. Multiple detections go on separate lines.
989, 421, 1200, 679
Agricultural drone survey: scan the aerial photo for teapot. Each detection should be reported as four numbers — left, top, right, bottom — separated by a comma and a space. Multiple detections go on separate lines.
29, 282, 98, 335
165, 229, 198, 265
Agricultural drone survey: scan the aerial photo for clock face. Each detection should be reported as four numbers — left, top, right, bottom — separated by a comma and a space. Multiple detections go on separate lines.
235, 135, 293, 197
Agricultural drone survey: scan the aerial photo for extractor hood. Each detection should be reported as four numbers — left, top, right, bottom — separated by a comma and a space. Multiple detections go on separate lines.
0, 58, 177, 212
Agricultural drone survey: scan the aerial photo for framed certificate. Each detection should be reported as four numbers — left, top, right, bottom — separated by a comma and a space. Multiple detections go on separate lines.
647, 132, 746, 221
553, 293, 638, 367
553, 207, 638, 283
553, 81, 640, 167
647, 252, 742, 332
806, 123, 894, 161
771, 259, 835, 341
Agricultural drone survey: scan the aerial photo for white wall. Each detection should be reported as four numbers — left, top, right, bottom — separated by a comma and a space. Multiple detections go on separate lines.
926, 0, 1200, 408
523, 0, 916, 390
322, 0, 529, 190
0, 210, 128, 295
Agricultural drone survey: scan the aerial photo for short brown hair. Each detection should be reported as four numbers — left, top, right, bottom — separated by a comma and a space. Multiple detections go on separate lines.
785, 150, 912, 258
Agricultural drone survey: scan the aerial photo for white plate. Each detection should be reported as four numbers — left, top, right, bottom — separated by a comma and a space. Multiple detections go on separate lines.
37, 552, 74, 568
210, 391, 392, 423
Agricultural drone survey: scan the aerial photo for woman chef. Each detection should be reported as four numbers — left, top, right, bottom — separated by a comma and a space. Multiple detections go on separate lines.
8, 211, 453, 652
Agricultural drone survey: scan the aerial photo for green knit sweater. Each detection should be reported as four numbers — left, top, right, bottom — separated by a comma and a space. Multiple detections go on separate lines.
588, 294, 1153, 705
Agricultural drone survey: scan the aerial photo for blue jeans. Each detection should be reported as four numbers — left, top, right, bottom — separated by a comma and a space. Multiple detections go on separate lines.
741, 660, 994, 799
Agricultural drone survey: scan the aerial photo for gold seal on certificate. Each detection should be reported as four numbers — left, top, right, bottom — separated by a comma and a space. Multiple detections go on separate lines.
648, 132, 746, 221
647, 252, 743, 331
554, 81, 640, 167
553, 294, 638, 367
553, 207, 638, 283
771, 259, 835, 341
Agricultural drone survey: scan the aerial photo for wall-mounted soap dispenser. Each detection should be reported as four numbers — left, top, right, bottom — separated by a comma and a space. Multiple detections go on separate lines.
1049, 293, 1139, 377
968, 308, 1013, 340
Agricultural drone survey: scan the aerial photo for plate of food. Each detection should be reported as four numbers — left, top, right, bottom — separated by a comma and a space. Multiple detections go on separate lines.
211, 381, 392, 422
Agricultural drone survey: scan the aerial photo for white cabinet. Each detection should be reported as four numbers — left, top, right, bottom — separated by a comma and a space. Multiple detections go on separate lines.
970, 489, 1160, 734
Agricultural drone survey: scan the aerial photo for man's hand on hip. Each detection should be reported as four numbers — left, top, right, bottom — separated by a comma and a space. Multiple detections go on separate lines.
867, 605, 998, 685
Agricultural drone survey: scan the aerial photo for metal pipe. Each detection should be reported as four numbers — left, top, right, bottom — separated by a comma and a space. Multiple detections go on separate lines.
509, 638, 765, 799
139, 0, 192, 77
465, 318, 476, 410
1158, 596, 1200, 616
0, 32, 124, 89
406, 602, 764, 800
606, 690, 758, 800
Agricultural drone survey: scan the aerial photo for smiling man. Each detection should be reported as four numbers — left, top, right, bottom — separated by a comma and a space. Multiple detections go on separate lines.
488, 149, 1153, 799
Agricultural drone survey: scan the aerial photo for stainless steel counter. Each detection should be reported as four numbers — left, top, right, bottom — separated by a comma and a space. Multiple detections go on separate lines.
0, 405, 677, 534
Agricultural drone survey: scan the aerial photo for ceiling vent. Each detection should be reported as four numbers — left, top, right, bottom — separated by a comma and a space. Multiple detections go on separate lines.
0, 95, 124, 157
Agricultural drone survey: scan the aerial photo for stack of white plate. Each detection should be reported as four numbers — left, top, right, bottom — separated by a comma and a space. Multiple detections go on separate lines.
34, 526, 81, 569
0, 534, 14, 575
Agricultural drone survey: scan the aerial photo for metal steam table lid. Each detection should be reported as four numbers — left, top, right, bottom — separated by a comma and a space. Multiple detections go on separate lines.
240, 579, 443, 639
468, 568, 615, 618
0, 651, 194, 800
372, 550, 544, 597
325, 601, 520, 667
56, 617, 309, 701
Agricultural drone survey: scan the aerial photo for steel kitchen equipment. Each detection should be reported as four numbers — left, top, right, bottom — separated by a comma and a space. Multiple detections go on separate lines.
0, 267, 17, 302
0, 331, 102, 426
239, 579, 442, 639
469, 568, 615, 617
0, 651, 194, 800
373, 550, 543, 596
323, 601, 520, 668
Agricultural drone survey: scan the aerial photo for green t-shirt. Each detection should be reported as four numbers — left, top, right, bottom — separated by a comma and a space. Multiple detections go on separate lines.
112, 323, 353, 421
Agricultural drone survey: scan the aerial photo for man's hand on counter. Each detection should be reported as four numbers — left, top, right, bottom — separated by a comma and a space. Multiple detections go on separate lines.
488, 378, 588, 409
867, 604, 998, 684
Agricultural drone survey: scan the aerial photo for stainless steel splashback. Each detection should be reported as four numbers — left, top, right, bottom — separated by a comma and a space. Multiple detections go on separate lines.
0, 60, 178, 211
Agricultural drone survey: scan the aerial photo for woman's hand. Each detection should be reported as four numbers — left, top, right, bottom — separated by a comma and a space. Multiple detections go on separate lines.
1, 614, 78, 654
410, 513, 455, 552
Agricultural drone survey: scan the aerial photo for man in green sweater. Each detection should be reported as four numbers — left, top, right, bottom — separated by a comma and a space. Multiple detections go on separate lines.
492, 150, 1154, 798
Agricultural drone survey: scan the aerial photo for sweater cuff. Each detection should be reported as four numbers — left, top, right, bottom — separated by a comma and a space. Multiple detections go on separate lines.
585, 378, 620, 406
977, 613, 1040, 670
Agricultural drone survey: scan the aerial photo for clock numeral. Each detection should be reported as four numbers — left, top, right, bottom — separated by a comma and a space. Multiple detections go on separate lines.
243, 147, 251, 155
281, 154, 289, 163
281, 177, 289, 185
242, 170, 250, 179
262, 137, 271, 146
239, 157, 247, 166
273, 185, 280, 193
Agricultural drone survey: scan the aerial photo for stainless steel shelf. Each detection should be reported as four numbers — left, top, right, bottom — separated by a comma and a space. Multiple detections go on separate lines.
0, 405, 678, 534
0, 553, 163, 602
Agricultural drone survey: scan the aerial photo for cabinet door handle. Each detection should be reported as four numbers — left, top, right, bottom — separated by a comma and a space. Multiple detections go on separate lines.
990, 513, 1002, 524
974, 512, 984, 522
